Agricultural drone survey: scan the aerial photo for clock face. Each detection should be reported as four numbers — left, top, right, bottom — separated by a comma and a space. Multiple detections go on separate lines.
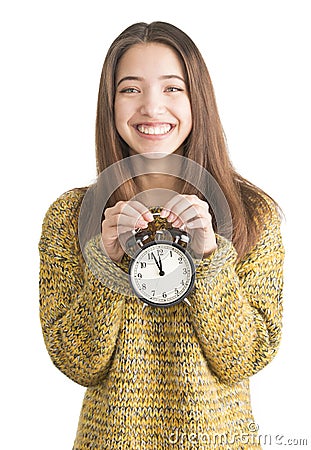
129, 240, 195, 307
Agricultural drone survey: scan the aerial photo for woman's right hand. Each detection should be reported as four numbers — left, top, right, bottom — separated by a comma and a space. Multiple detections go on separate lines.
101, 201, 154, 262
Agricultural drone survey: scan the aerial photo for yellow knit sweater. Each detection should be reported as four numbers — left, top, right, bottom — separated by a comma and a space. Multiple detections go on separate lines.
39, 187, 284, 449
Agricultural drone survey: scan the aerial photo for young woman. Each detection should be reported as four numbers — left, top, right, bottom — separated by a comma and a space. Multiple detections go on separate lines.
39, 22, 285, 449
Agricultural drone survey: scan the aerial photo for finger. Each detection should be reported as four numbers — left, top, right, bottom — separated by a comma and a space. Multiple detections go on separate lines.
161, 194, 207, 222
178, 203, 210, 224
168, 201, 199, 224
102, 217, 133, 238
185, 216, 212, 230
104, 201, 128, 218
116, 215, 149, 232
102, 223, 149, 253
104, 201, 153, 230
125, 200, 154, 222
107, 200, 153, 221
182, 195, 210, 214
171, 217, 184, 228
102, 214, 148, 238
160, 194, 185, 218
171, 207, 205, 228
161, 195, 194, 221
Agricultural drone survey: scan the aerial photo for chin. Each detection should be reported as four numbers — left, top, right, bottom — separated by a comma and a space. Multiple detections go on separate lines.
142, 151, 171, 159
133, 149, 181, 160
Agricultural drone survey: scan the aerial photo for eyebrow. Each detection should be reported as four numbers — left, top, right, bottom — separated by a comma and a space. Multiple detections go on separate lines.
116, 74, 186, 87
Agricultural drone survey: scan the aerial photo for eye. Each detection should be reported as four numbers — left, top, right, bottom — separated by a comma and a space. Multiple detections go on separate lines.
119, 87, 140, 94
165, 86, 184, 93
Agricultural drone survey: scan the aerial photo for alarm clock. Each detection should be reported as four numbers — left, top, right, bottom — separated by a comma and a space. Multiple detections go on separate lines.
126, 213, 196, 307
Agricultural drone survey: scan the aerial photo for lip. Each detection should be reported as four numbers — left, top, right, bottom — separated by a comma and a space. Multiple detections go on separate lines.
133, 122, 176, 140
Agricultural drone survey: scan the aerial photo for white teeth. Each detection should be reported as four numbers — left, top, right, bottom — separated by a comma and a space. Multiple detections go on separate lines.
137, 124, 172, 135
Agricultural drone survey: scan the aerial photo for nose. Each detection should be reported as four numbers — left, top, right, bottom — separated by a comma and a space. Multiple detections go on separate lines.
139, 89, 166, 117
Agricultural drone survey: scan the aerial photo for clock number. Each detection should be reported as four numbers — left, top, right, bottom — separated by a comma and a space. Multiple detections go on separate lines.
178, 256, 183, 264
175, 288, 179, 295
140, 262, 146, 268
137, 273, 142, 278
157, 249, 164, 256
182, 268, 188, 275
162, 292, 167, 298
142, 283, 146, 290
151, 290, 155, 297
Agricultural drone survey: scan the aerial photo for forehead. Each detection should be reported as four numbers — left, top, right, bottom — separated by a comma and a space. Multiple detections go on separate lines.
116, 43, 185, 80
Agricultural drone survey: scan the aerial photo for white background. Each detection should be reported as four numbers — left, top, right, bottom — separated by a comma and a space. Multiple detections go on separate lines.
1, 1, 310, 448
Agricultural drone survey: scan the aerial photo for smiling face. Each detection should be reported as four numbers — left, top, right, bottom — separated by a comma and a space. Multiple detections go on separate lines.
114, 43, 193, 157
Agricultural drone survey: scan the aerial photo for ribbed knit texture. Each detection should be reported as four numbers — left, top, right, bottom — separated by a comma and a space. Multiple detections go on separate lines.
39, 187, 284, 449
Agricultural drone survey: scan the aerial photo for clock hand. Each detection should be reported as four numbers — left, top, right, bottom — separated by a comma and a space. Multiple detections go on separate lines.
157, 253, 163, 272
151, 252, 165, 276
151, 252, 160, 269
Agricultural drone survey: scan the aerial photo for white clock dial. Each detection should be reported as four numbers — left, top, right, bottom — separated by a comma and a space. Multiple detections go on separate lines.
129, 241, 195, 307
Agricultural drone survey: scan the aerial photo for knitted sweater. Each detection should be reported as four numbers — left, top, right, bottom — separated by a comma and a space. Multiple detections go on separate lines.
39, 187, 284, 450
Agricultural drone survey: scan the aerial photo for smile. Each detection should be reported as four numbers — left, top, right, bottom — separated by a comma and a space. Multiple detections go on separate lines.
135, 123, 174, 136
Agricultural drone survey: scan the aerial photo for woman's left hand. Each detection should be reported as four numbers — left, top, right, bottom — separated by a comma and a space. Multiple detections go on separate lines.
160, 194, 217, 258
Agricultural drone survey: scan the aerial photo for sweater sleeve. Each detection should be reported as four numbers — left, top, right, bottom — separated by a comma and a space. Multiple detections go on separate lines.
38, 189, 127, 387
188, 200, 285, 385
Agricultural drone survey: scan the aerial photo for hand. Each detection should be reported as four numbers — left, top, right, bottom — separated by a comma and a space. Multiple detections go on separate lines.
101, 201, 154, 262
152, 252, 165, 276
160, 194, 217, 258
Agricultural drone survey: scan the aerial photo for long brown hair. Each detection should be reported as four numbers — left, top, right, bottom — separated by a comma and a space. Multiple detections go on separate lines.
95, 21, 280, 260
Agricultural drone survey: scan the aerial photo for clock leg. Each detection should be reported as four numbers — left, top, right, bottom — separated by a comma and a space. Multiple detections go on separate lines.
183, 298, 191, 307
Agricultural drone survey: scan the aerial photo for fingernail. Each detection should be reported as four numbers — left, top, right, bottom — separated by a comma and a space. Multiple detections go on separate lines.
146, 212, 154, 221
138, 220, 148, 228
160, 209, 169, 218
172, 219, 182, 227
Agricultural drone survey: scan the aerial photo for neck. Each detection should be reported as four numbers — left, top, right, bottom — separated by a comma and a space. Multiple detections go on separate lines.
127, 150, 185, 205
130, 150, 184, 183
